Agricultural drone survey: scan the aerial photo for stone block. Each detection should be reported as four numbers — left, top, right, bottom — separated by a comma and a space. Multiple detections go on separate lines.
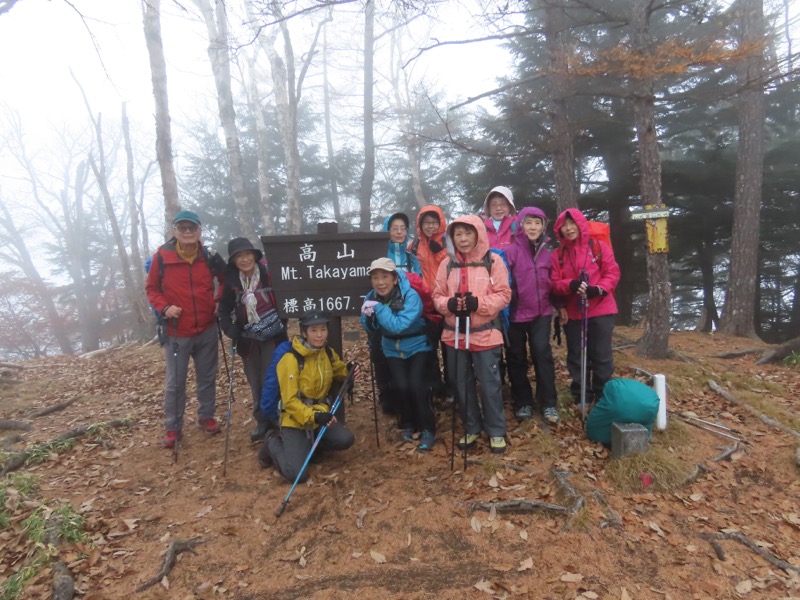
611, 422, 649, 459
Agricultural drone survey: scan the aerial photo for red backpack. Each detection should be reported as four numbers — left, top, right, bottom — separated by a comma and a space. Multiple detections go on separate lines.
405, 272, 442, 327
557, 221, 616, 295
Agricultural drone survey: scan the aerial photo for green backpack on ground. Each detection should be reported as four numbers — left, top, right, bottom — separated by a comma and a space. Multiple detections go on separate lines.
586, 378, 660, 446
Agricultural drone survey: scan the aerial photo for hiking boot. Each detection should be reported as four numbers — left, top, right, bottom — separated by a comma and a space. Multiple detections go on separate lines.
250, 421, 269, 442
400, 428, 415, 442
490, 436, 507, 454
162, 430, 181, 448
543, 407, 560, 425
257, 445, 273, 469
418, 430, 435, 452
515, 405, 533, 421
198, 418, 221, 435
457, 433, 479, 451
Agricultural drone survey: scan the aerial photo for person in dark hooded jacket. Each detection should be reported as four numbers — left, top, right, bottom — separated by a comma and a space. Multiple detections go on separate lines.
219, 238, 288, 442
550, 209, 620, 406
503, 207, 559, 425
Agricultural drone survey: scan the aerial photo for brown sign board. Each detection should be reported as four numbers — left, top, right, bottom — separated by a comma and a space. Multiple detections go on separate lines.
260, 232, 389, 318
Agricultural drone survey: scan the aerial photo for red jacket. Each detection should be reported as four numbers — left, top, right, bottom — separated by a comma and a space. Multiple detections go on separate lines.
146, 240, 225, 337
550, 209, 620, 321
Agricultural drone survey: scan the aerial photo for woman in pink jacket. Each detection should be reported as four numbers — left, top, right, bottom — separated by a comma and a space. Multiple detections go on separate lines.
482, 186, 517, 250
551, 209, 620, 406
433, 215, 512, 454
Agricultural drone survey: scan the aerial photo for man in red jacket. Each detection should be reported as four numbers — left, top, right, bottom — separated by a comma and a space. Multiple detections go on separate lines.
146, 211, 226, 448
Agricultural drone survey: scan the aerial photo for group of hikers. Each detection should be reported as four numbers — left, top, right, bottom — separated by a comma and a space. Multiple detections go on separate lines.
145, 186, 621, 485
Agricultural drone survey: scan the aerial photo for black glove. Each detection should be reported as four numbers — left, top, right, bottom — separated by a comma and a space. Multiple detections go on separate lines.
464, 293, 478, 312
569, 280, 582, 293
314, 412, 334, 426
447, 297, 460, 314
585, 286, 602, 299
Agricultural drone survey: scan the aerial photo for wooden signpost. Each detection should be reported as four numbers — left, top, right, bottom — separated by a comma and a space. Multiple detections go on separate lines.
260, 226, 388, 355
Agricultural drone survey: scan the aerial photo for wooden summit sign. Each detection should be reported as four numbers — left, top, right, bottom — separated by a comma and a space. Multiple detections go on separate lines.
260, 232, 388, 318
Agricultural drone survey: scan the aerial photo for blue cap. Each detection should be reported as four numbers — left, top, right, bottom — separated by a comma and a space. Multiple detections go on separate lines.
173, 210, 201, 226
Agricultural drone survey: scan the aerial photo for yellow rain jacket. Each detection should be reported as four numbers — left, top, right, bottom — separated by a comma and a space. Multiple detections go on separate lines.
277, 336, 349, 430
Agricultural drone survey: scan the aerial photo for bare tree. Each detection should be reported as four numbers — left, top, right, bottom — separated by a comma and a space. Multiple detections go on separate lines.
143, 0, 180, 236
244, 53, 276, 235
719, 0, 766, 339
122, 103, 145, 292
195, 0, 256, 240
0, 194, 73, 355
359, 0, 375, 230
322, 20, 342, 223
246, 1, 330, 234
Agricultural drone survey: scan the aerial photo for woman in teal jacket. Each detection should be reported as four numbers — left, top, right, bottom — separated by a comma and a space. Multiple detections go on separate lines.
361, 258, 436, 451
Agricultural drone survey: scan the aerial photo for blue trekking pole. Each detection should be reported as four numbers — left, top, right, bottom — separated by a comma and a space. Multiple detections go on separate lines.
275, 366, 357, 517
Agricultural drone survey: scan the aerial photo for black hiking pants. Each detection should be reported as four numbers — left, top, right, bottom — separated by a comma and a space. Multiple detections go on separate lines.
564, 313, 615, 404
506, 316, 557, 410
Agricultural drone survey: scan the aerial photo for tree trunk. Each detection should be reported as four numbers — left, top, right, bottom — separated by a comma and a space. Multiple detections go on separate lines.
195, 0, 256, 240
88, 116, 151, 341
359, 0, 375, 231
122, 103, 145, 294
143, 0, 180, 237
322, 23, 341, 223
542, 0, 578, 214
631, 0, 670, 359
0, 198, 73, 355
389, 24, 426, 209
719, 0, 765, 339
245, 54, 275, 235
697, 239, 720, 332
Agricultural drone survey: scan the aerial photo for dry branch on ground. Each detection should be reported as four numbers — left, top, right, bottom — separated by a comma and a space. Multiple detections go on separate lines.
134, 538, 205, 593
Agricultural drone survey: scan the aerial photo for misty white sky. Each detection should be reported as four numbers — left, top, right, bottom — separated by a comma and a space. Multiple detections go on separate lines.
0, 1, 513, 141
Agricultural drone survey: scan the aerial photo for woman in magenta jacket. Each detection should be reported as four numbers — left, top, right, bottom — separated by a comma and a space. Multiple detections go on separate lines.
551, 209, 620, 406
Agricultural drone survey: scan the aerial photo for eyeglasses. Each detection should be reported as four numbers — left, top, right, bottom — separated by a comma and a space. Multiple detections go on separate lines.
389, 226, 407, 232
174, 223, 199, 233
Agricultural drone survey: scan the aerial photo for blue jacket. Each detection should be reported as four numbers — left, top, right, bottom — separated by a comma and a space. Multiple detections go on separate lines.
382, 215, 422, 275
361, 271, 432, 359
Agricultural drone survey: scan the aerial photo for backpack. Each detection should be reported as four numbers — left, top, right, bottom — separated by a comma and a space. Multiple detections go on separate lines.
445, 249, 510, 332
405, 272, 442, 328
260, 341, 334, 424
586, 378, 660, 445
556, 221, 615, 294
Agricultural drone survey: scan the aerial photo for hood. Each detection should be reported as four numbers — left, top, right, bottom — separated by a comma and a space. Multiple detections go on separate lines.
482, 186, 517, 215
415, 205, 446, 243
515, 207, 549, 244
383, 212, 412, 245
445, 214, 490, 263
292, 334, 324, 359
553, 208, 590, 247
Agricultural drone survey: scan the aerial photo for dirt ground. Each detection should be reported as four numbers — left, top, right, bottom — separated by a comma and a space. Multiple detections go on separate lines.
1, 323, 799, 599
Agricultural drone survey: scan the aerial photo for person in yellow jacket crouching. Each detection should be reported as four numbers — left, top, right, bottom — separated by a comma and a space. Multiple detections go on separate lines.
258, 310, 356, 483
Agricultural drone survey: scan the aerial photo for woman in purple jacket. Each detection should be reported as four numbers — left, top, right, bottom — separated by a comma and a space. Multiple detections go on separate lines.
503, 207, 560, 425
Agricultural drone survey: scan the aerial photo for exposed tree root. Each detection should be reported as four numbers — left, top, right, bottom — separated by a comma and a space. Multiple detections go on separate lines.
134, 538, 205, 592
32, 397, 79, 418
708, 380, 800, 439
681, 464, 711, 486
591, 490, 622, 529
465, 458, 527, 473
712, 348, 763, 359
0, 419, 32, 431
0, 434, 24, 450
468, 499, 567, 516
553, 469, 585, 531
0, 418, 129, 476
45, 511, 76, 599
712, 443, 740, 462
754, 336, 800, 365
699, 531, 800, 574
0, 362, 27, 369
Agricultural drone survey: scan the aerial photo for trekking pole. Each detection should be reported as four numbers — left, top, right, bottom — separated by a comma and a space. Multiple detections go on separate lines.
579, 271, 590, 427
222, 343, 236, 477
171, 318, 180, 464
464, 292, 472, 350
216, 319, 231, 383
275, 367, 357, 518
369, 355, 380, 448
